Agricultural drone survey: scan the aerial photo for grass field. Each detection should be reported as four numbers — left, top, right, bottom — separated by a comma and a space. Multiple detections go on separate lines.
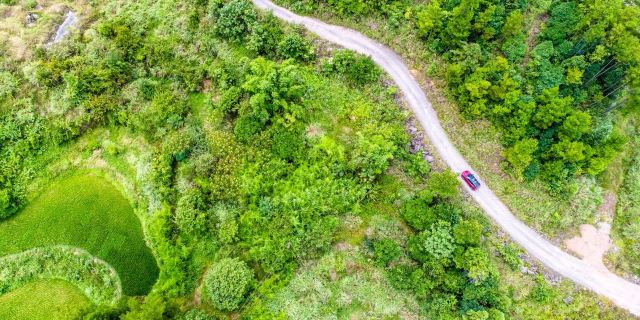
0, 171, 158, 295
0, 279, 91, 320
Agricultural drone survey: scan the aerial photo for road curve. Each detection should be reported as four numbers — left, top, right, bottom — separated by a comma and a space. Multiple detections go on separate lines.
251, 0, 640, 315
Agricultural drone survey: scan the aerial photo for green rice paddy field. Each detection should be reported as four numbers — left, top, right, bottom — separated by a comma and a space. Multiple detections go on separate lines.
0, 171, 158, 295
0, 279, 91, 320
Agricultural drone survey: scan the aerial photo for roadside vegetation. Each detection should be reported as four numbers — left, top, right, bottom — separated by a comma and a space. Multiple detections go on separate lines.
0, 0, 638, 319
273, 0, 640, 253
610, 122, 640, 276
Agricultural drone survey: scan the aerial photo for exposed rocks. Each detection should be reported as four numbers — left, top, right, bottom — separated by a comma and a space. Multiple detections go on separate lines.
406, 117, 434, 163
24, 12, 38, 27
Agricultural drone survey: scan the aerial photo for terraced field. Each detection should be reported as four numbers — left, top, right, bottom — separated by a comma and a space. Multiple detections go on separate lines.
0, 171, 158, 295
0, 279, 91, 320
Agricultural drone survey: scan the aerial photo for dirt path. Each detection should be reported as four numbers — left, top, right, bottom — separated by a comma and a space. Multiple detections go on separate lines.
565, 192, 617, 270
251, 0, 640, 315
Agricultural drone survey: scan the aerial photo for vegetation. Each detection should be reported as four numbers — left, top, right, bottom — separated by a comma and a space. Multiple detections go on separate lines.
0, 245, 121, 305
0, 0, 638, 318
203, 258, 254, 311
612, 131, 640, 275
280, 0, 640, 194
0, 173, 158, 295
0, 279, 91, 320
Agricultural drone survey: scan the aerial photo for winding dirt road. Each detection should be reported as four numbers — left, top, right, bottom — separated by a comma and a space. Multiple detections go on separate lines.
251, 0, 640, 315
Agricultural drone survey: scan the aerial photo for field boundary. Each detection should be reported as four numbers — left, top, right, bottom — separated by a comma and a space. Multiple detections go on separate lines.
0, 245, 122, 305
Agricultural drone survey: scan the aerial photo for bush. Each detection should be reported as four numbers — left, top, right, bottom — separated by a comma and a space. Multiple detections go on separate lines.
204, 258, 255, 311
277, 33, 314, 62
326, 50, 381, 85
372, 238, 401, 267
211, 0, 257, 42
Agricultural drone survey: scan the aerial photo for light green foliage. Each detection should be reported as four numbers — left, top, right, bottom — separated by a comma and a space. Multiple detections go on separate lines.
453, 219, 483, 245
504, 138, 538, 176
613, 136, 640, 276
174, 188, 210, 237
464, 309, 489, 320
270, 248, 420, 319
412, 0, 443, 38
204, 258, 255, 311
0, 173, 158, 295
426, 170, 460, 199
496, 242, 522, 271
0, 72, 17, 99
416, 220, 455, 260
455, 247, 493, 282
530, 276, 554, 303
502, 10, 523, 38
0, 279, 91, 320
121, 295, 168, 320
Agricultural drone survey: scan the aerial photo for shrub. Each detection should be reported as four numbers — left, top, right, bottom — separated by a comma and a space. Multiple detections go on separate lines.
204, 258, 255, 311
372, 238, 401, 267
277, 33, 314, 62
211, 0, 257, 42
328, 50, 381, 85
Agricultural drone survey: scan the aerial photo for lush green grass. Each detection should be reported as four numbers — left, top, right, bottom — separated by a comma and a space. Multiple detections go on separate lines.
0, 279, 91, 320
0, 171, 158, 295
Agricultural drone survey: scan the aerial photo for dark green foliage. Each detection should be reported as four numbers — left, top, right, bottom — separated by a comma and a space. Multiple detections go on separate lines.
209, 0, 257, 42
277, 32, 314, 62
372, 238, 401, 267
204, 258, 255, 311
392, 176, 508, 316
270, 126, 304, 161
248, 14, 285, 57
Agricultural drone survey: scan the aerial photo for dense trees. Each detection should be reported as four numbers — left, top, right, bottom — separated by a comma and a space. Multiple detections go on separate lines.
391, 172, 508, 319
408, 0, 640, 191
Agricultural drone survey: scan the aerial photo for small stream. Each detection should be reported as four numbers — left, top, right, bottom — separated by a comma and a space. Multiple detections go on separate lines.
51, 11, 77, 43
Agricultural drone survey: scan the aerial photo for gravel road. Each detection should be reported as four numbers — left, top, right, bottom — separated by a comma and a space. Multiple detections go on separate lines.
251, 0, 640, 315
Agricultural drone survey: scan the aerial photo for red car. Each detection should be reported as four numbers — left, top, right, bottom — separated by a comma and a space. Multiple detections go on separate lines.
461, 170, 481, 190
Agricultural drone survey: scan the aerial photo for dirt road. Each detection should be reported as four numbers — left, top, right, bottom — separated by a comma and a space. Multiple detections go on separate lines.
251, 0, 640, 315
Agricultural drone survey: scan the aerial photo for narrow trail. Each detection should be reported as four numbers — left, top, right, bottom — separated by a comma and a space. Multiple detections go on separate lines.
251, 0, 640, 315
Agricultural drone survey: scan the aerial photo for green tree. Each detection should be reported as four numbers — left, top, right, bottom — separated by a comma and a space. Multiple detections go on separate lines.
453, 219, 483, 246
532, 87, 572, 129
204, 258, 255, 311
413, 0, 443, 38
419, 220, 455, 261
212, 0, 257, 42
504, 138, 538, 176
443, 0, 480, 47
559, 111, 591, 140
502, 10, 523, 38
373, 238, 402, 267
277, 33, 314, 62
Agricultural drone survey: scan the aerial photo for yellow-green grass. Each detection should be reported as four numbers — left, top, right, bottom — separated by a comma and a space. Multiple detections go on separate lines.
0, 171, 158, 295
0, 279, 91, 320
